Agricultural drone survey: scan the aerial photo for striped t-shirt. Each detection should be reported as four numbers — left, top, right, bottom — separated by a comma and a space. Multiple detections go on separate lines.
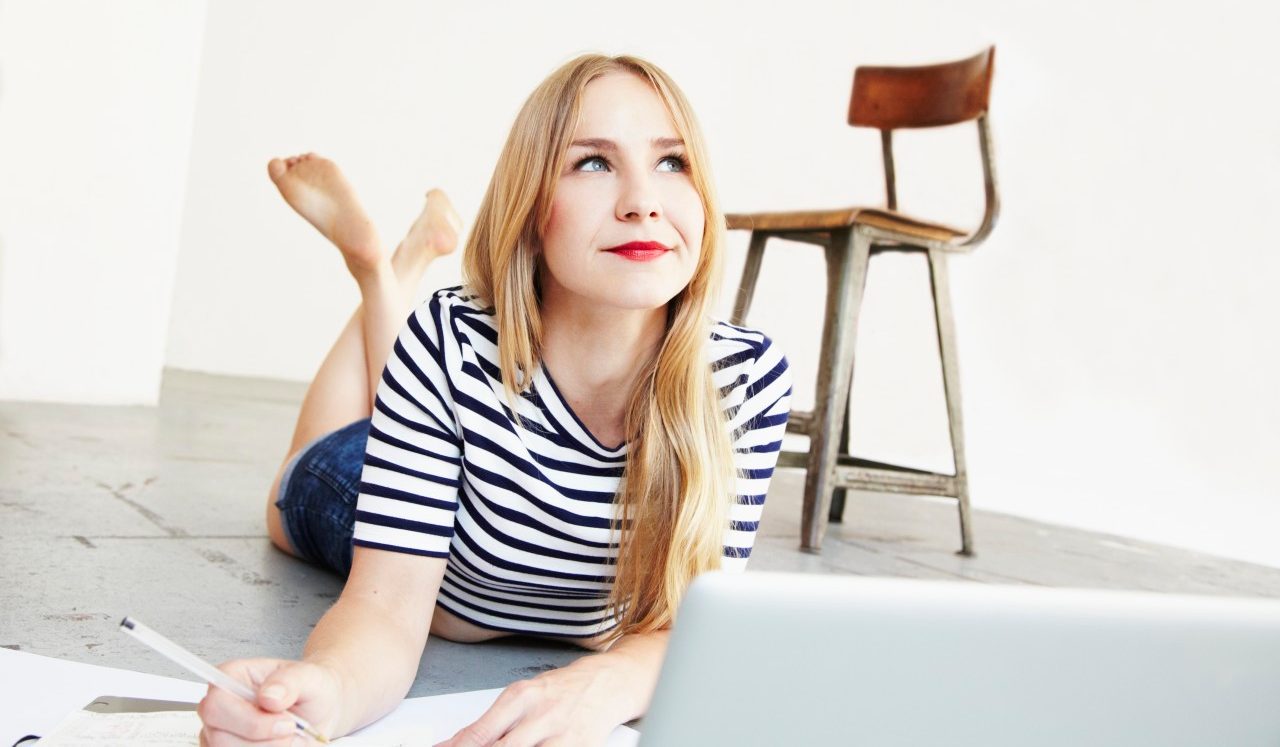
352, 286, 792, 639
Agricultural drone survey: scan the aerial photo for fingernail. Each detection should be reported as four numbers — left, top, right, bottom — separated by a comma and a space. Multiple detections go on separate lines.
273, 719, 294, 736
261, 684, 286, 701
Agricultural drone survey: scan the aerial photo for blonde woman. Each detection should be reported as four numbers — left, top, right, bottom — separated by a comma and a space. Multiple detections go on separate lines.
199, 54, 792, 747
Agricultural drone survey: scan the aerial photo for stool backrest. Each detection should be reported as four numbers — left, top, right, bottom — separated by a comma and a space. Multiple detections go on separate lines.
847, 47, 999, 248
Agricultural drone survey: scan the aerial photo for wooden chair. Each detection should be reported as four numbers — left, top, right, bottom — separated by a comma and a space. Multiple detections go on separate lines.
726, 47, 998, 555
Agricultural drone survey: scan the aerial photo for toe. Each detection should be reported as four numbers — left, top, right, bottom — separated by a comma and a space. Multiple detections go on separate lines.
267, 158, 288, 182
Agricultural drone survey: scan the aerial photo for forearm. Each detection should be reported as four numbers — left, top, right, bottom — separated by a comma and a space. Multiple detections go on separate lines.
571, 629, 671, 724
301, 593, 429, 736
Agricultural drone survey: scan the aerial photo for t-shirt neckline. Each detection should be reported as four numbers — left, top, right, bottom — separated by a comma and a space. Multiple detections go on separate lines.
534, 362, 628, 455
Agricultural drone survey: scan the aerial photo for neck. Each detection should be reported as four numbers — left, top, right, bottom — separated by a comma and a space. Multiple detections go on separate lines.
541, 298, 667, 393
539, 289, 668, 417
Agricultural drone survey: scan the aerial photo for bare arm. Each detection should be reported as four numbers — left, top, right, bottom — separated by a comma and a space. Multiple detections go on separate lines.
302, 547, 445, 736
197, 546, 444, 744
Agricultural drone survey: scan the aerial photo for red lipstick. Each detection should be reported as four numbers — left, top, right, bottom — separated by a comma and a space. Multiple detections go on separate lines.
604, 241, 670, 262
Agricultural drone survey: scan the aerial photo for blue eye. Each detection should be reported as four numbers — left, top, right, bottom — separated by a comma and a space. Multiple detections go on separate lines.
574, 154, 609, 172
657, 154, 689, 173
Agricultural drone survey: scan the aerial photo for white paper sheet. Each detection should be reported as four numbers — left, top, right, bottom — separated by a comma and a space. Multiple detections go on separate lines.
35, 710, 201, 746
343, 687, 638, 746
0, 649, 639, 746
0, 648, 206, 746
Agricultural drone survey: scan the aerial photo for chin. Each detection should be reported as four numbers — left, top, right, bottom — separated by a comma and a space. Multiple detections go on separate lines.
596, 283, 684, 311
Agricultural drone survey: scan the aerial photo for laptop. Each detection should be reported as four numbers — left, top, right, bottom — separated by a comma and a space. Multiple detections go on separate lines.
639, 571, 1280, 746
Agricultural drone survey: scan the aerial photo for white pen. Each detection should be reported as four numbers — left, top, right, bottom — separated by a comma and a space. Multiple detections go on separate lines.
119, 616, 329, 744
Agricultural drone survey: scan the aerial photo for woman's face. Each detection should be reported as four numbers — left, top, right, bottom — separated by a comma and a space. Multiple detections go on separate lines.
539, 72, 705, 313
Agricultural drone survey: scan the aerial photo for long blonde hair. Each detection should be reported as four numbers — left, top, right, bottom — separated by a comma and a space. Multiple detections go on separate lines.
462, 54, 736, 641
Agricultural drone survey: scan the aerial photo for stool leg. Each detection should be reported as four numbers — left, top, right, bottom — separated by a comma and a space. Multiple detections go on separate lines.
827, 399, 851, 523
828, 255, 870, 524
927, 248, 974, 556
801, 228, 871, 552
732, 232, 768, 325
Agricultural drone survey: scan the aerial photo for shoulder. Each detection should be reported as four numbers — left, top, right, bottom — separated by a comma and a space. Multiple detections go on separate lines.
409, 285, 497, 347
421, 285, 491, 321
707, 320, 792, 406
708, 320, 790, 381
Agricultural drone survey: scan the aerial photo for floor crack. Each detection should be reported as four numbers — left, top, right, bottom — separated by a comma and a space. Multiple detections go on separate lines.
95, 480, 188, 538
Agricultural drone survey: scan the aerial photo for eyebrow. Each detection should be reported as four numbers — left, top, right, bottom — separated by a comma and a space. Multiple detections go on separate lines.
568, 137, 685, 151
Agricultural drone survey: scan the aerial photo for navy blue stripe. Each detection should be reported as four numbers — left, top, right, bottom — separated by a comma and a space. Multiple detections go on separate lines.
437, 587, 606, 627
368, 423, 462, 466
448, 554, 608, 597
442, 577, 610, 614
359, 481, 457, 512
737, 442, 783, 455
353, 538, 450, 559
355, 509, 454, 538
373, 395, 455, 445
434, 597, 613, 638
364, 453, 459, 488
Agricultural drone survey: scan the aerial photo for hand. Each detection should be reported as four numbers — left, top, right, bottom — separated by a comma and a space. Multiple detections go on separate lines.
435, 660, 625, 747
196, 658, 344, 747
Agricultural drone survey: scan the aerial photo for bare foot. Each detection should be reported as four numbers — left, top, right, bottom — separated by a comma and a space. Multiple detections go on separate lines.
267, 153, 382, 276
391, 188, 463, 278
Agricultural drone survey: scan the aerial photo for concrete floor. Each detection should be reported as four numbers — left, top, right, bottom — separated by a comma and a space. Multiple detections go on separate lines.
3, 369, 1280, 697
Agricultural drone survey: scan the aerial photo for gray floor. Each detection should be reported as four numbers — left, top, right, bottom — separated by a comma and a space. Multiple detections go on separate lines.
3, 369, 1280, 698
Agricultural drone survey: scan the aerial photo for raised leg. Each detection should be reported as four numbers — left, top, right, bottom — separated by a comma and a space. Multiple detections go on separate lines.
927, 247, 974, 556
262, 153, 461, 554
801, 227, 871, 552
731, 232, 768, 325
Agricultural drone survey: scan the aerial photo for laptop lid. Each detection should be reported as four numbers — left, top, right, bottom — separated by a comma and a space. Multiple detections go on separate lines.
639, 571, 1280, 746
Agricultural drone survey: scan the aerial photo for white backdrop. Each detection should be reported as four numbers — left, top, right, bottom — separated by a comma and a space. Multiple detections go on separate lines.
3, 0, 1278, 567
0, 0, 206, 403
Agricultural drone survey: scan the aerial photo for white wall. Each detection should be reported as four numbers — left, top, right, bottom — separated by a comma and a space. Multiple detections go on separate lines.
10, 0, 1280, 567
0, 0, 206, 404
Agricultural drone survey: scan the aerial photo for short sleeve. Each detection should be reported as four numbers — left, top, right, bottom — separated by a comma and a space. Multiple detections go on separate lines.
720, 335, 793, 569
352, 294, 465, 558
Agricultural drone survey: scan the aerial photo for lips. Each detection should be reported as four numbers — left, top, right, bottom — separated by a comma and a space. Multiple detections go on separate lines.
604, 241, 671, 262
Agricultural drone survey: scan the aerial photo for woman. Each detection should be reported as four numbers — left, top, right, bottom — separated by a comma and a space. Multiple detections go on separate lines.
199, 54, 792, 746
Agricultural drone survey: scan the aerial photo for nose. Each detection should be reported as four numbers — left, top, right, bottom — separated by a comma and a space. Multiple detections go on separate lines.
616, 170, 662, 222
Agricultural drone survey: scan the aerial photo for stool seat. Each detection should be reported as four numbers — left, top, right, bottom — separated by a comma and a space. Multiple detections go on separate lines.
726, 207, 966, 244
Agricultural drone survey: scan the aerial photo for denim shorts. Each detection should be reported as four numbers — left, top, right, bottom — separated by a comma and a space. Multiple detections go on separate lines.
274, 417, 372, 578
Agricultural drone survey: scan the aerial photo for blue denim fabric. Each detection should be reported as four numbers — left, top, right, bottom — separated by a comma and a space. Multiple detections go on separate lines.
274, 417, 372, 578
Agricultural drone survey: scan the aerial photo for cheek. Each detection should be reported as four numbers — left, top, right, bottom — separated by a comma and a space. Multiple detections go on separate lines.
543, 196, 578, 257
669, 184, 706, 251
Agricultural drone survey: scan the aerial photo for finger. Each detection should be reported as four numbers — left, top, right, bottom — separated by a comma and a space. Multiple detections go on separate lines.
436, 681, 535, 747
492, 718, 559, 747
255, 664, 323, 713
198, 687, 299, 742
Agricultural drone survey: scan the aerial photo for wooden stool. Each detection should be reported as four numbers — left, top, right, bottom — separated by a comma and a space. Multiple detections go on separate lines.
726, 47, 999, 555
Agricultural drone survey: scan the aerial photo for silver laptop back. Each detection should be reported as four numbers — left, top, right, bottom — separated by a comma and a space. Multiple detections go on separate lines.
640, 571, 1280, 746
